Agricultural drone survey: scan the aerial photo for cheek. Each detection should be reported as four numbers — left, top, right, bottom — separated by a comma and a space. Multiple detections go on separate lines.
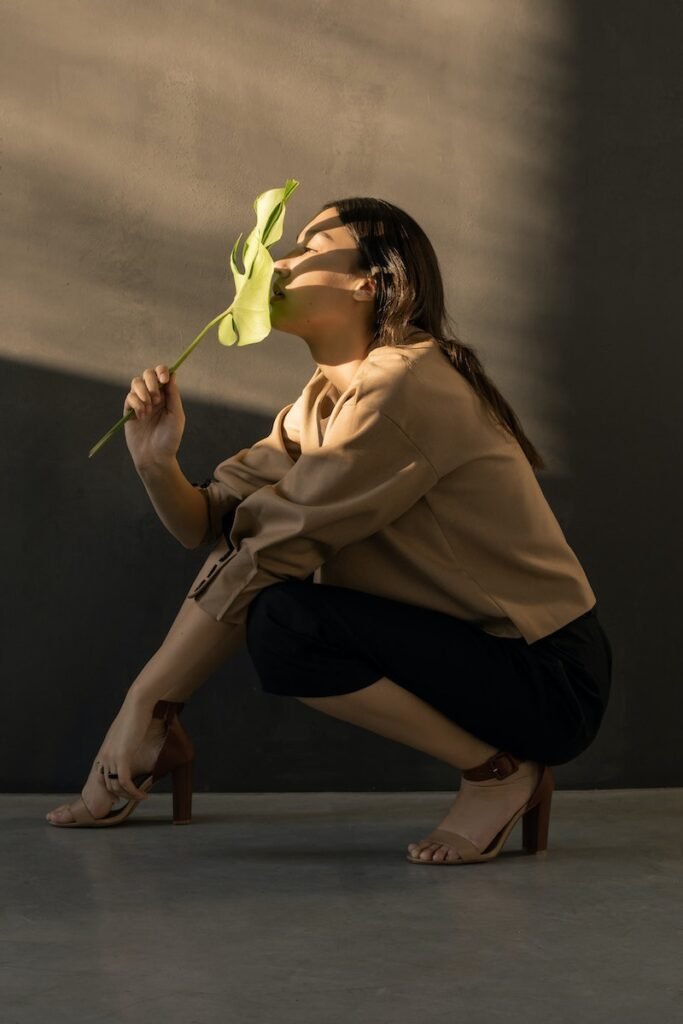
298, 276, 343, 304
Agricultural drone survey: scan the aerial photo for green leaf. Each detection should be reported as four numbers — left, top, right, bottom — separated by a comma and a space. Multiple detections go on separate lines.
88, 179, 299, 457
218, 178, 300, 347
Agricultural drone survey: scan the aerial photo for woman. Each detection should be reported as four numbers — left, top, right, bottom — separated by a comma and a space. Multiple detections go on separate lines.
46, 197, 613, 866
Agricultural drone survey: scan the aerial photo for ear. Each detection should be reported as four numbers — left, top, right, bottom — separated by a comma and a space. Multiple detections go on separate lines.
352, 274, 377, 303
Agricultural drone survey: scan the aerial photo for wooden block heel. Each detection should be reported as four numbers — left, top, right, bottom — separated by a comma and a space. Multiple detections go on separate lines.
171, 758, 194, 825
522, 778, 553, 853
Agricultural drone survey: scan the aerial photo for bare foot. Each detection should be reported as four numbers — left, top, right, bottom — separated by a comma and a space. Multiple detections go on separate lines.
407, 760, 543, 862
45, 717, 169, 824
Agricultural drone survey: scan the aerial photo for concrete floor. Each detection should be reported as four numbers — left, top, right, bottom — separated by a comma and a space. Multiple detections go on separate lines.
3, 789, 681, 1023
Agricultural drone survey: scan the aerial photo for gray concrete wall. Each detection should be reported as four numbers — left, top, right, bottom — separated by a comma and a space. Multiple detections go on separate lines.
2, 0, 681, 793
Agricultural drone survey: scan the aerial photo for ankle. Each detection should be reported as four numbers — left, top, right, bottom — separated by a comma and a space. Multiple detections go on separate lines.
458, 744, 500, 772
461, 759, 537, 788
146, 717, 168, 738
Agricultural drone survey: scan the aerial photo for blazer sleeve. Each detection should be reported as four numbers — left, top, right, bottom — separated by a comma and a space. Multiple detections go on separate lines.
189, 402, 300, 547
187, 395, 438, 626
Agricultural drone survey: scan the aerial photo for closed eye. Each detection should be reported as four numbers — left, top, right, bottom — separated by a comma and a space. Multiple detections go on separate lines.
282, 243, 316, 258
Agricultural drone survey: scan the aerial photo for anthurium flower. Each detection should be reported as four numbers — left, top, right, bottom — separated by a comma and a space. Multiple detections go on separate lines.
88, 178, 300, 458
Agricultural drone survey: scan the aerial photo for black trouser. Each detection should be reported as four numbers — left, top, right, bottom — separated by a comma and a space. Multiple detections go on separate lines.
245, 580, 613, 767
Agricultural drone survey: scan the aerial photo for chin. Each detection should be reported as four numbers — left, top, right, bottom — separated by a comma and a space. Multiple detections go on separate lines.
269, 317, 297, 338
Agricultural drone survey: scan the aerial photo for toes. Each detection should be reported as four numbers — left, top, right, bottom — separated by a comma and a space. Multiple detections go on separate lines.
407, 841, 462, 863
432, 844, 463, 863
46, 806, 75, 823
408, 841, 431, 859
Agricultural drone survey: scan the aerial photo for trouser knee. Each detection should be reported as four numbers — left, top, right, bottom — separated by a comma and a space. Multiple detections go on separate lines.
245, 580, 312, 654
245, 579, 326, 694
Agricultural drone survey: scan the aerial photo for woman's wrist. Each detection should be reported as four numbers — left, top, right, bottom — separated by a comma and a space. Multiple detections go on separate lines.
135, 454, 179, 478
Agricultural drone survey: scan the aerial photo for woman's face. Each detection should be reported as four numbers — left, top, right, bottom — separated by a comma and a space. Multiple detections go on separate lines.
270, 206, 376, 340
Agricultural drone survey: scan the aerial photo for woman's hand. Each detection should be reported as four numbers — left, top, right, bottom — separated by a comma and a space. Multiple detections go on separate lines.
92, 699, 158, 803
123, 364, 186, 470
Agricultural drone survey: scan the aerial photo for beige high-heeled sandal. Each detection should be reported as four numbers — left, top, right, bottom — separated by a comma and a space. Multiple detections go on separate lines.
406, 750, 555, 864
45, 700, 195, 827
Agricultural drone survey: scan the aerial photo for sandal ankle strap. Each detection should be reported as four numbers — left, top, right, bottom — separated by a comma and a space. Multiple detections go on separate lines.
462, 750, 522, 781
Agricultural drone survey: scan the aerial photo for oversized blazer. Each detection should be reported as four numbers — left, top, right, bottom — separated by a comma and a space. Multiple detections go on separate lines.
186, 337, 596, 644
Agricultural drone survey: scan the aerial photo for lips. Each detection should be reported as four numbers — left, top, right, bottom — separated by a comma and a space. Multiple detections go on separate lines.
271, 281, 286, 298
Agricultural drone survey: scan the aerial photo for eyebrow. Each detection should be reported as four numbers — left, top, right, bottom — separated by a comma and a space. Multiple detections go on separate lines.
295, 229, 334, 245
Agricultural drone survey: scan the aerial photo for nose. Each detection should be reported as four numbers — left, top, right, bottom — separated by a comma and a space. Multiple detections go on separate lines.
272, 255, 290, 272
272, 242, 301, 272
271, 258, 291, 288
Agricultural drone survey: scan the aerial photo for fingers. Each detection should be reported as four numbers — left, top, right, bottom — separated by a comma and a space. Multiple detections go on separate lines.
95, 758, 148, 802
124, 365, 172, 419
116, 772, 149, 802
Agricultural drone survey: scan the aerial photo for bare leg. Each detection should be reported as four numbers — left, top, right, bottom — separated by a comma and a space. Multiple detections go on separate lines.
297, 677, 542, 863
127, 597, 246, 705
46, 599, 244, 823
297, 677, 499, 769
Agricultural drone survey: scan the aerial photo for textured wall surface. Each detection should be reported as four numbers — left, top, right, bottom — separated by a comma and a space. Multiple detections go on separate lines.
2, 0, 680, 792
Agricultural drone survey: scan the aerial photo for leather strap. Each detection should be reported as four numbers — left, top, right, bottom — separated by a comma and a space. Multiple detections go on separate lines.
462, 750, 522, 781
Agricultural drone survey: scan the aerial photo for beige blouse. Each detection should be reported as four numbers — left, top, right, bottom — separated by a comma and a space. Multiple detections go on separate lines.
187, 337, 596, 644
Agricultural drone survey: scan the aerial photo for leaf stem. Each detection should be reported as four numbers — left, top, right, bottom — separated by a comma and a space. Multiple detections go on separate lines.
87, 304, 232, 459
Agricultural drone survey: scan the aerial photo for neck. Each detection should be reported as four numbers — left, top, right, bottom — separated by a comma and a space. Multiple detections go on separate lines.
313, 328, 431, 395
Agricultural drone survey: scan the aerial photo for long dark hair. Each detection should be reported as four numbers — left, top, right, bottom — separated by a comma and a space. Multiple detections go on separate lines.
319, 196, 546, 472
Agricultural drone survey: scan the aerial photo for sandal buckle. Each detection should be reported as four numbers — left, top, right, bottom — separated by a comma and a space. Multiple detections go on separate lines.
488, 751, 518, 779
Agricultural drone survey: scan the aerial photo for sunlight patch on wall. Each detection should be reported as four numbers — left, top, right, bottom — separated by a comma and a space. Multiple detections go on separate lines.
3, 0, 575, 469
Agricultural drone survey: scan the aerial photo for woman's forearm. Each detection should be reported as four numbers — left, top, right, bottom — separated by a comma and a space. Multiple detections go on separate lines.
136, 457, 208, 549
